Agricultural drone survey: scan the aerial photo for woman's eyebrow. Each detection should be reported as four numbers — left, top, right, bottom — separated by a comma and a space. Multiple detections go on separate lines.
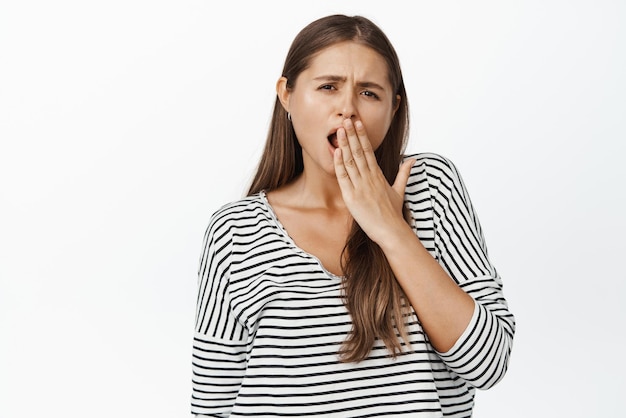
358, 81, 386, 90
313, 75, 345, 82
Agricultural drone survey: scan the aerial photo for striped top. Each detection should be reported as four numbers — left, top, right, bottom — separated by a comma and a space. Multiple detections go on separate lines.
192, 153, 515, 417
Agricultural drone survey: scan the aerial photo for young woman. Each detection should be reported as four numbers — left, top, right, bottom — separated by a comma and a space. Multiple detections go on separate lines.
192, 14, 515, 417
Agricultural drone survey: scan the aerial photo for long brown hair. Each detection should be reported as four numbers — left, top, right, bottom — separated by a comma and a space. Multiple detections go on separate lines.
247, 15, 411, 362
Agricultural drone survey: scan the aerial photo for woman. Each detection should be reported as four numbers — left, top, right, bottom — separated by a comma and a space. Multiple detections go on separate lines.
192, 14, 515, 417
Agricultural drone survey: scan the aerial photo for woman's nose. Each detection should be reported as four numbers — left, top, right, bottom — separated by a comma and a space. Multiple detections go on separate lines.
338, 92, 357, 120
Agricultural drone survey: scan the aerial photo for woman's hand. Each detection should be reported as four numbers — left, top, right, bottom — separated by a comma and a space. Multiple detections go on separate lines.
334, 119, 477, 352
333, 118, 415, 246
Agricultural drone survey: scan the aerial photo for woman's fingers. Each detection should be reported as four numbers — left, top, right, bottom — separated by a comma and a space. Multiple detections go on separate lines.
352, 120, 379, 169
342, 119, 367, 169
392, 158, 417, 197
333, 147, 354, 192
337, 127, 361, 181
336, 119, 377, 179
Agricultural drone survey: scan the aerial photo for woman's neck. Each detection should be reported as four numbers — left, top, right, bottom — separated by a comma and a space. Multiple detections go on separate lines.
289, 167, 347, 209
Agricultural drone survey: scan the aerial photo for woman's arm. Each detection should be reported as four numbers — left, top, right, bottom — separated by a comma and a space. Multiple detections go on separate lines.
334, 120, 514, 389
376, 212, 476, 352
192, 208, 248, 416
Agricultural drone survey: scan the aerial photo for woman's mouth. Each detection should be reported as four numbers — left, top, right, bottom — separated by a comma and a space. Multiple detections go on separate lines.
327, 132, 339, 148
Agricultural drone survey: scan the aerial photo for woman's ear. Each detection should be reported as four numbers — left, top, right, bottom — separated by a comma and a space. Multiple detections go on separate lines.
276, 76, 291, 112
393, 94, 401, 115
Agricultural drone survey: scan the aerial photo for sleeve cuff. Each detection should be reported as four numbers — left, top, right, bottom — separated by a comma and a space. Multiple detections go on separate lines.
435, 300, 480, 358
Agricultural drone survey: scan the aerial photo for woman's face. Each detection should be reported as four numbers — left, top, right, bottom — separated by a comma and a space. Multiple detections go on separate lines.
278, 41, 400, 178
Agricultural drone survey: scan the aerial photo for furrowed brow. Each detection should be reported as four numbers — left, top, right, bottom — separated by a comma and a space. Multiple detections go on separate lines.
312, 76, 387, 91
313, 75, 346, 82
357, 81, 386, 91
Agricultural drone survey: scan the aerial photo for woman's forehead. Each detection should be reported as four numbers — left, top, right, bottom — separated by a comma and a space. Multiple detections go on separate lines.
303, 42, 390, 84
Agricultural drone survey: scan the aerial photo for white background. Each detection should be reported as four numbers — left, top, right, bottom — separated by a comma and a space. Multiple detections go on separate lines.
1, 1, 625, 416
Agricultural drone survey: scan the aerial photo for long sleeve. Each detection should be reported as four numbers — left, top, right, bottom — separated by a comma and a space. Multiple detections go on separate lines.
412, 153, 515, 390
191, 210, 248, 417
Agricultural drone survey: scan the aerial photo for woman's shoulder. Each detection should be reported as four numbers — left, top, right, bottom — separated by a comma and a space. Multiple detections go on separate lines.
404, 152, 456, 168
206, 193, 268, 229
404, 152, 462, 183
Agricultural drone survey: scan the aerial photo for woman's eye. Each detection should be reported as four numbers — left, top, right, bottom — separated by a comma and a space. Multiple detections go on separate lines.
362, 90, 380, 99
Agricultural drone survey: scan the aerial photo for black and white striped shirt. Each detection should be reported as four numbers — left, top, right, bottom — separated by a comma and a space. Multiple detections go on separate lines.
192, 153, 515, 417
